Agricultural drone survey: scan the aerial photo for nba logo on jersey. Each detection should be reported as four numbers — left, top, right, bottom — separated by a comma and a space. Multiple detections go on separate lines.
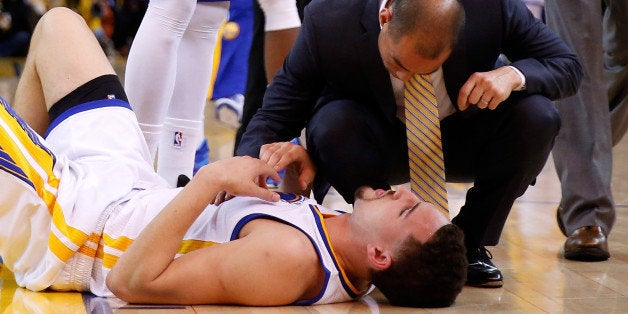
174, 131, 183, 148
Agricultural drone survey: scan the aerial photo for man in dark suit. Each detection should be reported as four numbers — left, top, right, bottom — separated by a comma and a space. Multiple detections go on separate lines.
237, 0, 582, 288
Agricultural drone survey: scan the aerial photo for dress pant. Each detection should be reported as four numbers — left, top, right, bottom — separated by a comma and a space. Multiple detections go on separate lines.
545, 0, 626, 236
604, 0, 628, 145
235, 0, 266, 152
306, 94, 560, 247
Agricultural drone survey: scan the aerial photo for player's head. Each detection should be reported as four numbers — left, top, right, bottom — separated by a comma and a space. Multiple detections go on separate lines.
351, 186, 466, 307
370, 224, 467, 307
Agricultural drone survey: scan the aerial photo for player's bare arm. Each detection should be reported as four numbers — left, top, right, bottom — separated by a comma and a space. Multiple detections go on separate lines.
106, 157, 281, 303
109, 217, 322, 305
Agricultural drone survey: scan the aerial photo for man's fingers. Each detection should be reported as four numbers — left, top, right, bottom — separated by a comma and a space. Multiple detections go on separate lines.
252, 186, 280, 202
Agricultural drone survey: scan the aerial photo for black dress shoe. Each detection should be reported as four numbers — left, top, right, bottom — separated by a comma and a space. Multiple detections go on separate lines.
466, 247, 503, 288
564, 226, 610, 261
177, 174, 191, 188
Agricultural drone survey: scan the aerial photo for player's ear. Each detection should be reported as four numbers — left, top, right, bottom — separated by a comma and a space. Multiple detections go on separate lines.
366, 243, 392, 270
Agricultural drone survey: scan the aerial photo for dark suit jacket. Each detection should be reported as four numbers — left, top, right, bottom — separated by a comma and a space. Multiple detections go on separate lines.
237, 0, 581, 157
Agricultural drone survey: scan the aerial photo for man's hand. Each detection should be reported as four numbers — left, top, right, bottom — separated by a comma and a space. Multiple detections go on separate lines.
259, 141, 316, 191
457, 66, 522, 111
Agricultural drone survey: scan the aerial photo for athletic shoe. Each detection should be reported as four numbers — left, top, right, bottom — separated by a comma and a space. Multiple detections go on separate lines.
214, 93, 244, 128
193, 138, 210, 175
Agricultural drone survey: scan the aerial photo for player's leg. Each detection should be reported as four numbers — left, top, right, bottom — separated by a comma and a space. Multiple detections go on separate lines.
12, 7, 115, 135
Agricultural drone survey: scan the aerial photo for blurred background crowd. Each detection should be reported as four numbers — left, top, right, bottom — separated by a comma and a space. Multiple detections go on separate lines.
0, 0, 147, 58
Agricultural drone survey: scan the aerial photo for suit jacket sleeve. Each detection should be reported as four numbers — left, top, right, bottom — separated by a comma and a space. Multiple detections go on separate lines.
445, 0, 583, 104
500, 0, 582, 99
236, 4, 324, 158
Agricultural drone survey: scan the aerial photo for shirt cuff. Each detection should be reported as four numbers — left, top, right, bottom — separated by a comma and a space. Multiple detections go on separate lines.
507, 66, 526, 91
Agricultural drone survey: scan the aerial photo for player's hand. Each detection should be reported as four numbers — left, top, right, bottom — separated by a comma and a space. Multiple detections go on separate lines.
210, 190, 235, 206
259, 141, 316, 191
457, 66, 522, 111
200, 156, 281, 203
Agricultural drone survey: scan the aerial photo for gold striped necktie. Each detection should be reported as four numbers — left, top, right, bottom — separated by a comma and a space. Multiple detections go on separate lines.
404, 74, 449, 215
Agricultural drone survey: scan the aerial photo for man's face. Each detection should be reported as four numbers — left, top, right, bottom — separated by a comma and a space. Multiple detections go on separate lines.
351, 186, 450, 244
378, 24, 451, 81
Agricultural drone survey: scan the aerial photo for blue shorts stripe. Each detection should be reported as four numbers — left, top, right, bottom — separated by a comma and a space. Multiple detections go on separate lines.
0, 146, 34, 189
46, 99, 132, 137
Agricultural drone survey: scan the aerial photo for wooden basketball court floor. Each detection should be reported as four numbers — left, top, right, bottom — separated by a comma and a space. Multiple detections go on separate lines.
1, 66, 628, 313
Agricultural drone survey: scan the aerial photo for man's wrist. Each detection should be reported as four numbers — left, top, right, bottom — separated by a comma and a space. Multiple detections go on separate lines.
507, 65, 526, 91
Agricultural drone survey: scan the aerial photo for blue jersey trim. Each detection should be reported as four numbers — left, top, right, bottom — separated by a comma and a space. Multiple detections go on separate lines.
278, 192, 303, 203
45, 99, 132, 137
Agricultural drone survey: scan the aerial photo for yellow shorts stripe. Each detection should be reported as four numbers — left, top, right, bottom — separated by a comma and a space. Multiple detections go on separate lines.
0, 99, 89, 262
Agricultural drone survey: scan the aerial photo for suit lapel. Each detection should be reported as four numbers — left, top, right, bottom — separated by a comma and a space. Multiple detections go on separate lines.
355, 0, 397, 123
443, 42, 467, 111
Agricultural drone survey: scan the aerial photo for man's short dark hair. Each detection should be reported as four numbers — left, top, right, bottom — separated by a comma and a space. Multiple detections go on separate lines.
388, 0, 465, 59
370, 224, 467, 308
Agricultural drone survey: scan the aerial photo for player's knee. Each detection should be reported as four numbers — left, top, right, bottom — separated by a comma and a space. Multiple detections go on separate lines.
37, 7, 87, 37
41, 7, 83, 25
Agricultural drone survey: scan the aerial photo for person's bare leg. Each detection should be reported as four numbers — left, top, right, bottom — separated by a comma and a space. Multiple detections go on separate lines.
263, 27, 299, 82
12, 7, 116, 135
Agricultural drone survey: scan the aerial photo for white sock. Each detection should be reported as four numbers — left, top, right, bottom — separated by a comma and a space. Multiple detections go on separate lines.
138, 122, 162, 164
157, 117, 203, 187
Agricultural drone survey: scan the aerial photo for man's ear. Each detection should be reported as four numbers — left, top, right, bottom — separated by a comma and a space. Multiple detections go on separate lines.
367, 243, 392, 271
379, 7, 392, 26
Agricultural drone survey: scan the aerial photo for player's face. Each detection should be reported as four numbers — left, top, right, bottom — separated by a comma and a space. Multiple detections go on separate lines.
352, 186, 450, 243
378, 25, 450, 82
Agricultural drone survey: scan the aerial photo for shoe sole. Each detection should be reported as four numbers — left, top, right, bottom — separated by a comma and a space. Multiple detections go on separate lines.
564, 248, 610, 261
465, 280, 503, 288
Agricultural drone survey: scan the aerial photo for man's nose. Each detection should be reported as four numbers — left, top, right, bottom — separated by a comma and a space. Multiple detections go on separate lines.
394, 185, 412, 198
